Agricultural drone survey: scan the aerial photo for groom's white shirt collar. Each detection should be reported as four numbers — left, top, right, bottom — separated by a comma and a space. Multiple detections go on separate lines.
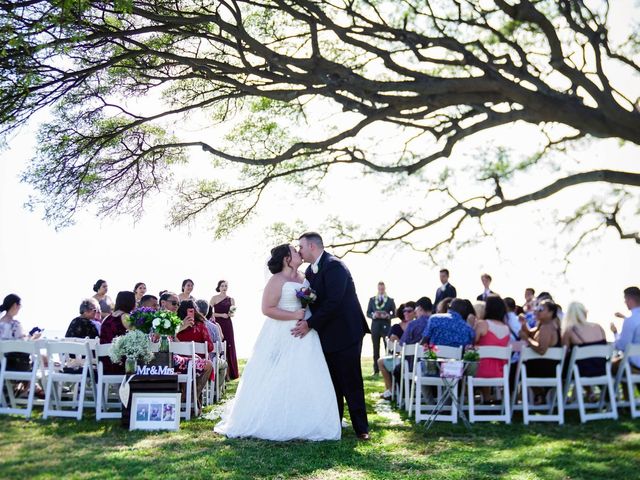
311, 251, 324, 274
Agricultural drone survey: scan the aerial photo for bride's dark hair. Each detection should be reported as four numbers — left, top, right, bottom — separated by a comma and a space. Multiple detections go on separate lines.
267, 244, 292, 274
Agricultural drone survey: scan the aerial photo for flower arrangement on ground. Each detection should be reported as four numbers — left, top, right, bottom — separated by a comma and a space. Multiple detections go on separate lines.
109, 330, 154, 373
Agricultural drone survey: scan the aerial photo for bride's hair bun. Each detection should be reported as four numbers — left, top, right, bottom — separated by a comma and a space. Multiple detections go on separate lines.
268, 244, 292, 274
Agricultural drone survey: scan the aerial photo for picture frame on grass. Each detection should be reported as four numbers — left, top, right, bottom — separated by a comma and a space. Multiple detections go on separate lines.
130, 392, 181, 431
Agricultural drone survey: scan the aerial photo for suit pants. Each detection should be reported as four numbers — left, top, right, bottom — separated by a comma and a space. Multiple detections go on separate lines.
371, 319, 390, 373
324, 342, 369, 435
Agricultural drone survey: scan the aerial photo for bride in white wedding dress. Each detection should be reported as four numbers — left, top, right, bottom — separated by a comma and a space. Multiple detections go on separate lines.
214, 244, 341, 441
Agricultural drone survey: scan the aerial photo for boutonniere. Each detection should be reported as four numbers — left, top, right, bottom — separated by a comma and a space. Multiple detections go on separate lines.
311, 263, 319, 274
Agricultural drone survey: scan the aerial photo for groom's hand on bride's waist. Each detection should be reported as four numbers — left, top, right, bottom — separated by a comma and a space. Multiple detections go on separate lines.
291, 320, 310, 338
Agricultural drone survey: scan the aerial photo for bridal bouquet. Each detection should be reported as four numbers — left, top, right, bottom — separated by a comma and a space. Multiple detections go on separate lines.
296, 287, 317, 308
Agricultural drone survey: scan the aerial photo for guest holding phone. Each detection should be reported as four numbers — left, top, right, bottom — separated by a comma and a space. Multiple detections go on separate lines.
176, 300, 214, 415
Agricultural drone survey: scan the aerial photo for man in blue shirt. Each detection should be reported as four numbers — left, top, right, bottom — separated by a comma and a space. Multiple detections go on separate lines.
612, 286, 640, 371
421, 298, 475, 348
400, 297, 433, 346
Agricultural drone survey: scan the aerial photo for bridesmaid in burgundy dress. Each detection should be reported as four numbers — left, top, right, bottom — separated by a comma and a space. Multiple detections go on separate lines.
210, 280, 239, 379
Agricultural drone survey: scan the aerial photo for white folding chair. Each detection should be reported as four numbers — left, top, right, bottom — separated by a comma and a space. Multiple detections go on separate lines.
614, 344, 640, 418
95, 343, 126, 420
563, 344, 618, 422
512, 346, 566, 425
465, 346, 512, 423
397, 343, 419, 410
387, 340, 402, 401
193, 341, 210, 409
411, 345, 463, 423
43, 341, 95, 420
0, 340, 45, 418
170, 341, 196, 420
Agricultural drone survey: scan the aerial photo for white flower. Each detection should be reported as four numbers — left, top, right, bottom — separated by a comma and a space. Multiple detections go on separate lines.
164, 319, 170, 329
152, 318, 160, 328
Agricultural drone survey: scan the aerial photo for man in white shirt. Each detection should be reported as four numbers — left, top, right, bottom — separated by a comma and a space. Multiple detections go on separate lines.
612, 286, 640, 372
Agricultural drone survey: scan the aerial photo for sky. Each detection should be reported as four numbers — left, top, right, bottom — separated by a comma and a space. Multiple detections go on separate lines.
1, 1, 639, 360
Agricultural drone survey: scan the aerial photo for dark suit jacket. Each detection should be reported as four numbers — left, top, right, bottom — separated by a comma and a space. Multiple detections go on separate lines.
366, 296, 396, 321
306, 252, 370, 353
434, 283, 457, 312
476, 290, 495, 301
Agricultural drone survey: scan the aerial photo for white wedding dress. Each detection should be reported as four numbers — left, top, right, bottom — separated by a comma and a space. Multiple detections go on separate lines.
214, 281, 341, 441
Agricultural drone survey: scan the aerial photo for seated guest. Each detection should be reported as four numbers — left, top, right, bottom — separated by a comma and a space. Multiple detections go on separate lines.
139, 294, 158, 309
196, 299, 223, 344
99, 291, 136, 374
472, 301, 486, 325
421, 298, 475, 348
562, 301, 606, 376
400, 297, 433, 346
378, 301, 415, 399
0, 294, 28, 373
475, 295, 510, 376
504, 297, 521, 340
435, 297, 453, 314
175, 300, 214, 415
518, 299, 561, 403
0, 294, 24, 341
474, 295, 510, 403
65, 298, 100, 339
611, 286, 640, 375
159, 291, 179, 312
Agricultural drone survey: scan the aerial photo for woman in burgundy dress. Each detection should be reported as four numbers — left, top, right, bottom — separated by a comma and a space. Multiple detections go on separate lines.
210, 280, 238, 379
99, 291, 136, 374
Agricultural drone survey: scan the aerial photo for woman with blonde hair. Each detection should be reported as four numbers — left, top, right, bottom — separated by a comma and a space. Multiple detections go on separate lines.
562, 301, 607, 379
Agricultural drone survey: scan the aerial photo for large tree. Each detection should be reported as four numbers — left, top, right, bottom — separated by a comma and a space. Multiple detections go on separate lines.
1, 0, 639, 255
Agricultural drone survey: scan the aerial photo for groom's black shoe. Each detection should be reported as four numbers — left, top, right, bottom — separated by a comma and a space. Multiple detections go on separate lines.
357, 433, 370, 441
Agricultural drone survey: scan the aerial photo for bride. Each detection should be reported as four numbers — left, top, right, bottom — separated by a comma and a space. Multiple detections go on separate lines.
214, 244, 341, 441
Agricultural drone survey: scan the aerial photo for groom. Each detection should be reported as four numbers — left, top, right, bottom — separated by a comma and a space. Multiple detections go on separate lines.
292, 232, 371, 440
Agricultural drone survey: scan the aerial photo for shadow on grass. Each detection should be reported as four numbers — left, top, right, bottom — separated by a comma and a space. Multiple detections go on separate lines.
0, 368, 638, 479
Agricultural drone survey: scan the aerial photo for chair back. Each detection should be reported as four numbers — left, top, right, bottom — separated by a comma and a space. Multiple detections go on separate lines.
0, 340, 42, 356
432, 345, 463, 360
521, 346, 565, 362
170, 341, 195, 357
46, 340, 91, 357
477, 345, 512, 361
572, 343, 613, 361
193, 342, 208, 356
624, 343, 640, 357
95, 343, 113, 357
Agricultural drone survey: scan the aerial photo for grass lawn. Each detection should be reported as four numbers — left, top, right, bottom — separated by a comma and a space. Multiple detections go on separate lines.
1, 358, 639, 480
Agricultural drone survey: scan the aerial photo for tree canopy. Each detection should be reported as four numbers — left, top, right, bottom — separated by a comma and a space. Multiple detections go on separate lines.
1, 0, 639, 256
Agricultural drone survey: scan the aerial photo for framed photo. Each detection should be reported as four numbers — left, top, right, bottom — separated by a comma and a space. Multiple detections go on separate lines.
130, 392, 181, 431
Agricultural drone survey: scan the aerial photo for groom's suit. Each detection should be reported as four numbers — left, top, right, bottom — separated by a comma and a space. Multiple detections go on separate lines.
306, 251, 370, 435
